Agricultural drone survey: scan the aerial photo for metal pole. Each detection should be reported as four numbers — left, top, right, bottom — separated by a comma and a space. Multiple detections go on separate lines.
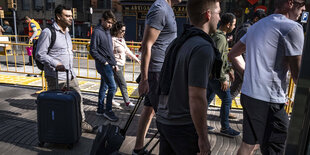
72, 19, 75, 38
90, 7, 93, 38
13, 9, 17, 43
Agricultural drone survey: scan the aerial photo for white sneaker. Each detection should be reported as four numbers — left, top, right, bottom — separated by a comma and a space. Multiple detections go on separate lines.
112, 100, 121, 106
126, 102, 135, 107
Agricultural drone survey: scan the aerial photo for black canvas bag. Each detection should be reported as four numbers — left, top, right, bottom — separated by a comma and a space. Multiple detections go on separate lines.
90, 96, 144, 155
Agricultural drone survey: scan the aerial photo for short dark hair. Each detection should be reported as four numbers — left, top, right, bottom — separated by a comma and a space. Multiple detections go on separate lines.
251, 10, 266, 21
4, 20, 9, 25
219, 13, 236, 26
274, 0, 287, 7
274, 0, 305, 9
102, 10, 116, 23
55, 5, 72, 20
111, 21, 126, 37
187, 0, 221, 25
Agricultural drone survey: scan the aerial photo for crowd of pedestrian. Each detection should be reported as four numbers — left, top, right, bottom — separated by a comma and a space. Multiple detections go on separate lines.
28, 0, 307, 154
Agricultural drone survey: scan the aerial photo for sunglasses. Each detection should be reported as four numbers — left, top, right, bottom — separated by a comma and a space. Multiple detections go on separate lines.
120, 30, 126, 33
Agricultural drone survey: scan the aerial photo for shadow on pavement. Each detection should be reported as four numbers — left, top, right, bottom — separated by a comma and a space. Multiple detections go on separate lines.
6, 98, 36, 110
0, 109, 97, 155
0, 110, 22, 116
0, 111, 40, 152
0, 61, 28, 67
83, 98, 97, 106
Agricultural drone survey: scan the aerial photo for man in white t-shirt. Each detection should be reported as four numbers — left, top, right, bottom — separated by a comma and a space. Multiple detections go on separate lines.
228, 0, 305, 154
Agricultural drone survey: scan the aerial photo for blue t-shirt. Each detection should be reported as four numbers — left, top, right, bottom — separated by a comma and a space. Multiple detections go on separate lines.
146, 0, 177, 72
240, 14, 304, 103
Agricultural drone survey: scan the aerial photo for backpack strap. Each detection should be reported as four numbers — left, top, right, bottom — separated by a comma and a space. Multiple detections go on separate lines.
46, 26, 56, 54
159, 25, 223, 95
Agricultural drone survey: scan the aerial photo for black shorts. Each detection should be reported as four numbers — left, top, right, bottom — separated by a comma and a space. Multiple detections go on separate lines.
241, 94, 289, 154
156, 121, 199, 155
144, 72, 160, 112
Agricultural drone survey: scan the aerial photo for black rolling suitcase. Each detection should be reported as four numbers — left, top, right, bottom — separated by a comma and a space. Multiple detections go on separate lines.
36, 70, 82, 148
90, 95, 144, 155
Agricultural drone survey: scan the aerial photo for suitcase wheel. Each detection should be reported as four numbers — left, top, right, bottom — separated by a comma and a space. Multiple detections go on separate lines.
67, 144, 74, 149
38, 142, 45, 147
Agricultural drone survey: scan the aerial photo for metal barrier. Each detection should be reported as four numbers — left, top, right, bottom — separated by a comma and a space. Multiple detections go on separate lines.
285, 76, 295, 114
0, 39, 295, 111
0, 35, 29, 43
0, 42, 40, 75
71, 41, 141, 82
0, 40, 141, 92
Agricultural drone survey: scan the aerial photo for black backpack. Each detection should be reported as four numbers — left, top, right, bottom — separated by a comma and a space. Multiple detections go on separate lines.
33, 26, 56, 70
159, 25, 223, 95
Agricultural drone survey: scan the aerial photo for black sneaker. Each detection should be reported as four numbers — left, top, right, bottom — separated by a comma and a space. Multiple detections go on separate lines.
219, 127, 240, 138
82, 121, 93, 133
132, 149, 148, 155
104, 110, 119, 122
96, 108, 104, 116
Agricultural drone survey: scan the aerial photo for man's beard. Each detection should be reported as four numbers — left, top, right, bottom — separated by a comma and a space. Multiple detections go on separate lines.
210, 24, 217, 34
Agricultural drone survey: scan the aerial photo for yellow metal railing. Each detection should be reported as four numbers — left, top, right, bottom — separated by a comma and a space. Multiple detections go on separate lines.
0, 35, 29, 43
71, 41, 141, 83
0, 40, 141, 91
0, 42, 39, 75
285, 76, 295, 114
0, 38, 296, 111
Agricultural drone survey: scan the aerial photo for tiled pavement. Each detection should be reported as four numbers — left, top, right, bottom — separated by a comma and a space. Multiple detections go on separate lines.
0, 74, 243, 109
0, 84, 261, 155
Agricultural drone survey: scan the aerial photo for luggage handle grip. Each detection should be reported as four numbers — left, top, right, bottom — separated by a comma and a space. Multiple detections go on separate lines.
55, 69, 70, 90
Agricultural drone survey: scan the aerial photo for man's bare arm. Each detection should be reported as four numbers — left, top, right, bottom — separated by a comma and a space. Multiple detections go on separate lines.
138, 25, 161, 95
287, 55, 302, 84
189, 86, 211, 154
0, 26, 4, 33
29, 27, 38, 43
140, 25, 161, 81
228, 41, 246, 76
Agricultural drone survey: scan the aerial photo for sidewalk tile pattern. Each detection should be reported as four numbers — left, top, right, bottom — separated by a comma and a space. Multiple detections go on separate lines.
0, 74, 243, 109
0, 84, 263, 155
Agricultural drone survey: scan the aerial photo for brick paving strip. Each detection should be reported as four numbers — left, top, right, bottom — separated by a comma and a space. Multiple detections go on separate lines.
0, 84, 262, 155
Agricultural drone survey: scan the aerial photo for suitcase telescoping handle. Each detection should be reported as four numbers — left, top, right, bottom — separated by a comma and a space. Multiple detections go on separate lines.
55, 69, 70, 90
121, 95, 144, 136
143, 131, 158, 150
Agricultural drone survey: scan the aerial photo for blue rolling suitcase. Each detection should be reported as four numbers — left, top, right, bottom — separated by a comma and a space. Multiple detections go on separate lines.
36, 70, 81, 148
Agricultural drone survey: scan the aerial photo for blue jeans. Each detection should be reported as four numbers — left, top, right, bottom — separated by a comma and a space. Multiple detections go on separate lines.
96, 63, 116, 112
207, 78, 232, 129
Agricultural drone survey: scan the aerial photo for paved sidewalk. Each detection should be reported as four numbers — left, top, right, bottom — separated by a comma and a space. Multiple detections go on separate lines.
0, 74, 242, 109
0, 84, 261, 155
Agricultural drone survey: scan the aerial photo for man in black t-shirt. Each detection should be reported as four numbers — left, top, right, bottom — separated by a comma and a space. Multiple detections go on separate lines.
156, 0, 221, 154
